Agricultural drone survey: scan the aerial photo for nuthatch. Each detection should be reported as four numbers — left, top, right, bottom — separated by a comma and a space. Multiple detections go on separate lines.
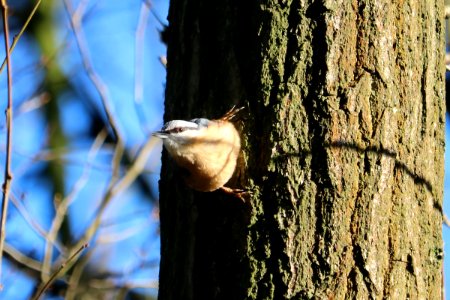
153, 107, 244, 198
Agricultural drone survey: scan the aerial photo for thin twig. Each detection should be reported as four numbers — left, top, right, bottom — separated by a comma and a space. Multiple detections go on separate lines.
17, 92, 50, 115
65, 245, 93, 300
63, 0, 161, 260
32, 243, 88, 300
69, 136, 159, 256
63, 4, 126, 248
111, 137, 159, 196
133, 0, 151, 132
134, 1, 151, 105
0, 0, 13, 290
89, 278, 158, 290
97, 217, 152, 244
9, 193, 63, 253
4, 243, 42, 273
63, 0, 124, 183
60, 3, 161, 294
41, 129, 108, 282
60, 0, 130, 268
0, 0, 42, 74
12, 143, 115, 178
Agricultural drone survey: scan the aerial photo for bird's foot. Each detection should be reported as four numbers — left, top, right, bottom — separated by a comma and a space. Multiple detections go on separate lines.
219, 186, 250, 202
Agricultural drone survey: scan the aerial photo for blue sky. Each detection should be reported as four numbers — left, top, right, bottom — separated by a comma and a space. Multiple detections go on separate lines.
0, 1, 168, 298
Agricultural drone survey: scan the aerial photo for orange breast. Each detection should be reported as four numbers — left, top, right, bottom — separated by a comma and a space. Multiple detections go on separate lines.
172, 121, 240, 192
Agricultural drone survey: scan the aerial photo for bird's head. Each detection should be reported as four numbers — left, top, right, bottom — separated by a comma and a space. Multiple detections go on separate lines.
153, 118, 211, 149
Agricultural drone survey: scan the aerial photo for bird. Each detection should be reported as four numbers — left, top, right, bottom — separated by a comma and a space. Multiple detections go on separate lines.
153, 106, 245, 198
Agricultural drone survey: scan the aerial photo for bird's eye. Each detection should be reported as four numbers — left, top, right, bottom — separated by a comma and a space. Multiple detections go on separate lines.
173, 127, 185, 133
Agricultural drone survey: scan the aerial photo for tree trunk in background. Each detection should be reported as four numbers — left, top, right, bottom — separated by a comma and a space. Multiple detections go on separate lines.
158, 1, 445, 299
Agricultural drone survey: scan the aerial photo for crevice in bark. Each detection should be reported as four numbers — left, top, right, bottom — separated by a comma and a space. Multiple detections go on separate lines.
262, 179, 288, 299
347, 267, 359, 297
352, 243, 378, 297
283, 1, 301, 84
361, 67, 387, 87
302, 1, 334, 290
420, 65, 428, 138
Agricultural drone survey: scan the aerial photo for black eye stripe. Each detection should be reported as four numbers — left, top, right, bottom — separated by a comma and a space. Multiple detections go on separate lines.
168, 127, 186, 133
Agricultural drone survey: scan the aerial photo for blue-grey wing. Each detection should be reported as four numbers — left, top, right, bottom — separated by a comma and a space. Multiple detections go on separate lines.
190, 118, 211, 128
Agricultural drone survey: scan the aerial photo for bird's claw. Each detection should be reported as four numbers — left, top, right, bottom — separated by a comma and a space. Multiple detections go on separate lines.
219, 186, 251, 202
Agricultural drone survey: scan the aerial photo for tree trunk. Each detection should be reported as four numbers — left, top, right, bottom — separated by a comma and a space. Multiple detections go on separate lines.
158, 1, 445, 299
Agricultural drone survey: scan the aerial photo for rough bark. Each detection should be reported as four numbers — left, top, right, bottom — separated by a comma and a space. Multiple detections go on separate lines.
159, 1, 445, 299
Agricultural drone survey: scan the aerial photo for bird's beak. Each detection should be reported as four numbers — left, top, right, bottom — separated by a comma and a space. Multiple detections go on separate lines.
152, 131, 168, 139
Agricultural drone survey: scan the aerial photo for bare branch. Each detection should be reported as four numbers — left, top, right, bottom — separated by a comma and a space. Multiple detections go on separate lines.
89, 278, 158, 290
0, 0, 13, 289
65, 246, 93, 300
69, 136, 159, 258
111, 137, 159, 197
32, 243, 88, 300
41, 129, 108, 282
0, 0, 43, 74
135, 1, 151, 105
62, 0, 125, 183
97, 217, 153, 244
10, 193, 64, 253
134, 1, 152, 131
16, 93, 50, 115
4, 243, 42, 273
